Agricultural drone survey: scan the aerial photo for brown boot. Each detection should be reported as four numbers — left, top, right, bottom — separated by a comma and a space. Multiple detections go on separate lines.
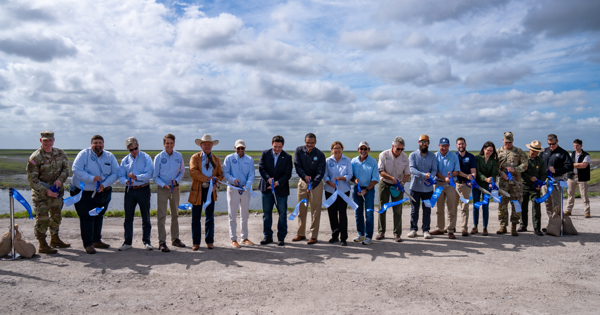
511, 224, 518, 236
496, 226, 507, 234
38, 238, 58, 254
50, 234, 71, 248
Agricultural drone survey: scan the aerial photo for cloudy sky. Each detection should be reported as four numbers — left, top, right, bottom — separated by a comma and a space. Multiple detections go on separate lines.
1, 0, 599, 152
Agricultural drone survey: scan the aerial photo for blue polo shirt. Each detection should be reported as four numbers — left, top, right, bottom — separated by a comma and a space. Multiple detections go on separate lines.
456, 151, 476, 183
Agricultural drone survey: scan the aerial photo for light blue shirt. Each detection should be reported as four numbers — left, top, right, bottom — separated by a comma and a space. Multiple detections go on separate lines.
201, 152, 214, 178
323, 155, 353, 194
118, 151, 154, 185
223, 153, 255, 189
72, 148, 119, 191
153, 150, 185, 187
351, 155, 379, 187
435, 150, 460, 181
273, 152, 281, 167
408, 151, 437, 193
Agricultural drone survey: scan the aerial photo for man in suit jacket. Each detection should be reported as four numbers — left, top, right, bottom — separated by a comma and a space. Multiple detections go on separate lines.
258, 135, 293, 246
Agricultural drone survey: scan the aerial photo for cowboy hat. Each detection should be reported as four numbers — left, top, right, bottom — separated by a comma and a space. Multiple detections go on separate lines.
526, 140, 543, 152
195, 134, 219, 146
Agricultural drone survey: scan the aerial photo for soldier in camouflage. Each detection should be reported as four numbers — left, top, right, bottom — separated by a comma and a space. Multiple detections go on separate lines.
26, 131, 71, 254
496, 132, 528, 236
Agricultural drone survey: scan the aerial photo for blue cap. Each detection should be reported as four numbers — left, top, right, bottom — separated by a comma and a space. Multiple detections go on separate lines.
439, 137, 450, 145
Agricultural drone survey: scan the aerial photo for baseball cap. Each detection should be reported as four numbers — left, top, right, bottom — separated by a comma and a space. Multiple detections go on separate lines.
439, 137, 450, 145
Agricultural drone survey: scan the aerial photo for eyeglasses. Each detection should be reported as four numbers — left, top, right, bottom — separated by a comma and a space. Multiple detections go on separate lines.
236, 147, 245, 151
420, 141, 429, 144
359, 147, 368, 151
548, 142, 557, 146
395, 148, 404, 152
129, 147, 138, 152
332, 147, 342, 150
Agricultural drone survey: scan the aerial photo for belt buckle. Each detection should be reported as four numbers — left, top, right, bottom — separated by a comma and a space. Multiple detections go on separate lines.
202, 182, 209, 188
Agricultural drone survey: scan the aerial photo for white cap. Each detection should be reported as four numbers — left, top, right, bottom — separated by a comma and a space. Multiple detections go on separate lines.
358, 141, 370, 148
234, 139, 246, 148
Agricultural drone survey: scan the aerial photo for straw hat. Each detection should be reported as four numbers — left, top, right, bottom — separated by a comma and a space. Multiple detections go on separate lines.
195, 134, 219, 146
526, 140, 543, 152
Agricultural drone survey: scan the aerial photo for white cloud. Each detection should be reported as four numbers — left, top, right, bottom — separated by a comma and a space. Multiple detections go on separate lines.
340, 29, 392, 50
175, 12, 243, 50
369, 60, 459, 86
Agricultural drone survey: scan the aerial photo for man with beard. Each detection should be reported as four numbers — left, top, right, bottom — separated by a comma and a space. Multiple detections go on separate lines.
429, 138, 460, 239
118, 137, 154, 251
541, 134, 573, 231
407, 135, 437, 239
72, 135, 119, 254
454, 137, 476, 237
497, 132, 528, 236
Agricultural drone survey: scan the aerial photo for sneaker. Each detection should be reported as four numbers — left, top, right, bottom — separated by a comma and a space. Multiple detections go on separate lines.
118, 244, 132, 251
362, 238, 373, 245
407, 230, 417, 238
353, 235, 365, 242
423, 231, 431, 239
144, 243, 153, 251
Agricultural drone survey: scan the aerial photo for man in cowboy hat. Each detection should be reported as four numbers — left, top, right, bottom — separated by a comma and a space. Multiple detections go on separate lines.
189, 134, 223, 250
519, 140, 547, 236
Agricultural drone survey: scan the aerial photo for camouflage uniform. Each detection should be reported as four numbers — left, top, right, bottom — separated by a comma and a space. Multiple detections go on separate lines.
26, 147, 69, 239
496, 146, 528, 227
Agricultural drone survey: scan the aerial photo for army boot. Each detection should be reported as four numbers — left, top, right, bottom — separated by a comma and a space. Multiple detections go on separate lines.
50, 234, 71, 248
511, 224, 518, 236
38, 237, 58, 254
496, 226, 507, 234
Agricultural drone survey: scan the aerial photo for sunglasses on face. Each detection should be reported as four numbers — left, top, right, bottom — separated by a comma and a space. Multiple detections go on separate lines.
395, 148, 404, 151
359, 147, 368, 151
420, 141, 429, 144
129, 147, 138, 152
548, 142, 557, 146
236, 147, 245, 151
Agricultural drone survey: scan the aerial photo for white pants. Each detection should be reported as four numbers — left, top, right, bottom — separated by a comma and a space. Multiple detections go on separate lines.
227, 187, 251, 241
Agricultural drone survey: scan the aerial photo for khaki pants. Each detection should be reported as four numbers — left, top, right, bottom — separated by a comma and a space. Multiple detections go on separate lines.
567, 175, 590, 215
455, 182, 471, 232
297, 180, 324, 239
156, 186, 180, 244
227, 187, 251, 241
434, 182, 458, 232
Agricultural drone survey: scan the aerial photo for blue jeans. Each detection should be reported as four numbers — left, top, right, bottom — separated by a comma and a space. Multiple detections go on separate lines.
74, 189, 111, 248
354, 186, 374, 239
262, 192, 288, 241
472, 188, 489, 229
410, 190, 433, 231
192, 187, 215, 245
123, 185, 152, 246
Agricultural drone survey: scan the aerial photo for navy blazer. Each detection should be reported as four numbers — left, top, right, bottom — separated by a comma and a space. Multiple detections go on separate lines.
258, 148, 293, 197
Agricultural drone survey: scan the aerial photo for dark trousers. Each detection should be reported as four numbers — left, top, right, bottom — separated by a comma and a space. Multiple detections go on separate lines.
74, 189, 111, 248
410, 190, 433, 232
521, 189, 542, 230
325, 191, 349, 241
354, 186, 375, 239
472, 188, 489, 229
191, 187, 215, 245
123, 185, 152, 245
262, 192, 288, 241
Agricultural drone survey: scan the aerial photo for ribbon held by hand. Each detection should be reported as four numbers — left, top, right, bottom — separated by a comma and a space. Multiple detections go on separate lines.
289, 199, 306, 220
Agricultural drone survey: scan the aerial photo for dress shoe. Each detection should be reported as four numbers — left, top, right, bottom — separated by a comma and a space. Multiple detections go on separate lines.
564, 210, 572, 216
394, 235, 402, 242
172, 239, 186, 248
192, 244, 199, 251
242, 239, 254, 246
85, 246, 96, 254
341, 241, 347, 246
159, 243, 170, 252
277, 241, 285, 246
517, 226, 527, 232
429, 230, 444, 236
511, 224, 518, 236
92, 241, 110, 249
230, 241, 240, 248
307, 238, 317, 245
542, 227, 547, 233
585, 213, 591, 218
461, 230, 469, 237
375, 233, 385, 240
482, 228, 488, 236
207, 243, 214, 250
496, 226, 507, 234
470, 227, 478, 235
292, 235, 306, 242
328, 237, 339, 243
534, 229, 544, 236
448, 232, 456, 239
260, 238, 273, 245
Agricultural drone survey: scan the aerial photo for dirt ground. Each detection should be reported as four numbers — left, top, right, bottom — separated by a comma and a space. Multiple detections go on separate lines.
1, 196, 599, 314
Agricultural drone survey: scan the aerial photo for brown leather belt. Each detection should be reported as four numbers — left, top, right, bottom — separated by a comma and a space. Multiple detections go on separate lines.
132, 183, 150, 189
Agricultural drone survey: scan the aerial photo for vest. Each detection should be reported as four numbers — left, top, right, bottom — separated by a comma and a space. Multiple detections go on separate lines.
567, 150, 590, 182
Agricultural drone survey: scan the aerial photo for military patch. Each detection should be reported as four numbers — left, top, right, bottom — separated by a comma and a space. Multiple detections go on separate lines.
29, 159, 36, 164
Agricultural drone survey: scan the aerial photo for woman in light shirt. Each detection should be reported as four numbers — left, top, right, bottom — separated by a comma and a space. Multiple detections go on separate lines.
323, 141, 353, 246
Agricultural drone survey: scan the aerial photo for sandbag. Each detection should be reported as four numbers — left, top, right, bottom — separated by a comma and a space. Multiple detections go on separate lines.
0, 230, 11, 257
13, 224, 36, 258
545, 215, 562, 237
562, 216, 578, 235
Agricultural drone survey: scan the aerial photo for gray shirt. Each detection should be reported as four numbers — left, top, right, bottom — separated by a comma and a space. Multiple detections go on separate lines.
408, 150, 437, 193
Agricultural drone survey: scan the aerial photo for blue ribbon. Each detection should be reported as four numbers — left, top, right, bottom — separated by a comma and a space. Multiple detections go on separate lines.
491, 178, 499, 191
511, 200, 522, 213
559, 180, 568, 189
308, 180, 312, 192
88, 207, 104, 216
424, 176, 436, 187
202, 178, 216, 210
390, 179, 404, 197
289, 199, 306, 220
467, 178, 479, 189
535, 178, 554, 203
178, 203, 192, 210
423, 186, 444, 208
95, 181, 101, 192
357, 182, 363, 195
533, 179, 546, 189
63, 182, 86, 207
474, 194, 490, 209
506, 171, 514, 182
11, 189, 33, 219
323, 180, 359, 211
378, 198, 409, 213
449, 174, 456, 189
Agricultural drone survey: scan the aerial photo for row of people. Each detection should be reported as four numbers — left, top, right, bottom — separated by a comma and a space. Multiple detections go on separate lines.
26, 131, 590, 254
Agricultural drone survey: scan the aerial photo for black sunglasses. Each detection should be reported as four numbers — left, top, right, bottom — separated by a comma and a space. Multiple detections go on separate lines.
548, 142, 557, 146
129, 147, 138, 152
395, 148, 404, 151
359, 147, 368, 151
236, 147, 246, 151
